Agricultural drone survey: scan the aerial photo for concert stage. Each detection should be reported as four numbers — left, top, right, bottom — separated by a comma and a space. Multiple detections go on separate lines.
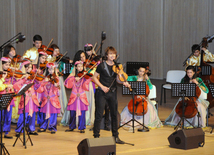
3, 79, 214, 155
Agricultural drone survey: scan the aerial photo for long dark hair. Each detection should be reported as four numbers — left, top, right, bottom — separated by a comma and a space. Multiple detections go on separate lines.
3, 45, 15, 57
72, 50, 85, 65
183, 66, 197, 83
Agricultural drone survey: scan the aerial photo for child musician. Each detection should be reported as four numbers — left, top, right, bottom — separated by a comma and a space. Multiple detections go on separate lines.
23, 35, 43, 63
14, 60, 40, 136
64, 61, 91, 133
0, 57, 15, 139
165, 66, 209, 128
37, 63, 61, 134
3, 44, 22, 124
120, 66, 162, 129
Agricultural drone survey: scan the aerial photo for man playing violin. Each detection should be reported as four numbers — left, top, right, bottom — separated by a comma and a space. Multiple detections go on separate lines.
92, 46, 130, 144
186, 44, 214, 67
23, 35, 43, 63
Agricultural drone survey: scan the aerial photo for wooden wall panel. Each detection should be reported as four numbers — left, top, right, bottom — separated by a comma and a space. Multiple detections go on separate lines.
208, 0, 214, 53
78, 0, 120, 57
62, 0, 78, 59
119, 0, 164, 79
1, 0, 214, 79
0, 0, 13, 55
163, 0, 209, 76
14, 0, 59, 55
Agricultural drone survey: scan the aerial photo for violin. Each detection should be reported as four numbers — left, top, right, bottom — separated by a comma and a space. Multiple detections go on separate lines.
39, 61, 48, 70
27, 71, 45, 81
146, 66, 151, 76
77, 71, 93, 79
47, 73, 59, 84
175, 84, 201, 118
56, 53, 71, 63
12, 54, 23, 63
112, 63, 132, 91
6, 68, 25, 78
127, 84, 149, 116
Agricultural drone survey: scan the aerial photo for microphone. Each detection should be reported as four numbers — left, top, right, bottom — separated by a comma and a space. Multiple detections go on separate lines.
207, 34, 214, 43
101, 31, 106, 41
16, 34, 26, 43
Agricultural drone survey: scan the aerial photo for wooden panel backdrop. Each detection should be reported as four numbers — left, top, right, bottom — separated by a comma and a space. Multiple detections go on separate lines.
0, 0, 214, 79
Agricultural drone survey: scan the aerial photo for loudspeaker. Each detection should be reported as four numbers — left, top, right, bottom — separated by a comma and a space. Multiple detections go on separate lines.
77, 137, 116, 155
168, 128, 204, 150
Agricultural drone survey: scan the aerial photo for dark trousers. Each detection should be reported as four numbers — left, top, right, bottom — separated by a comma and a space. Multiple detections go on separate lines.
93, 89, 119, 138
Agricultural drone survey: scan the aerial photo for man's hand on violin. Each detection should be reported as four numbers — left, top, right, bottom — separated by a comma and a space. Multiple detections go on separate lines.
101, 86, 109, 93
123, 81, 131, 88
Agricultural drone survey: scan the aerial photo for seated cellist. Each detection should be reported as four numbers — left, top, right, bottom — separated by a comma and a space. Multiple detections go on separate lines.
164, 66, 209, 128
120, 66, 162, 129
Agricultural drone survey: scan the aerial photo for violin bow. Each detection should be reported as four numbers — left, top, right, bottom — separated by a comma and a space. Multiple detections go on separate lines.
85, 42, 97, 66
56, 51, 68, 64
43, 38, 54, 53
79, 62, 98, 80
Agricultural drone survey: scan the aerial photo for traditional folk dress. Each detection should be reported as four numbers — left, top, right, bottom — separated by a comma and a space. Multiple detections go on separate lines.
0, 77, 16, 135
64, 76, 91, 130
186, 49, 214, 66
36, 78, 61, 132
120, 76, 163, 129
164, 77, 209, 128
14, 77, 40, 133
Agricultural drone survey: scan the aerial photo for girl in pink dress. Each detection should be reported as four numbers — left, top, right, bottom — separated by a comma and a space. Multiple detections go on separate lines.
64, 61, 91, 133
37, 63, 61, 134
14, 60, 40, 136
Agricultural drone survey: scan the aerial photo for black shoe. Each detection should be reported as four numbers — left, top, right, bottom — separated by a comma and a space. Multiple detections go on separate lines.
94, 136, 99, 138
37, 129, 46, 132
89, 127, 94, 131
65, 129, 74, 132
29, 132, 38, 135
104, 126, 110, 131
4, 135, 13, 139
115, 137, 125, 144
51, 131, 56, 134
80, 130, 85, 133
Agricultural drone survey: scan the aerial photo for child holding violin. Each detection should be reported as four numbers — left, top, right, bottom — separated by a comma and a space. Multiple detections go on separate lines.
3, 44, 23, 124
92, 46, 130, 144
0, 57, 16, 139
164, 66, 209, 128
64, 61, 92, 133
36, 63, 61, 134
61, 49, 96, 127
47, 44, 69, 117
13, 60, 40, 136
120, 66, 162, 129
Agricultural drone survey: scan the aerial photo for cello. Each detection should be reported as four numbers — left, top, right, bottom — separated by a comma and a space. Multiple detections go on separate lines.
127, 84, 149, 116
199, 37, 214, 108
175, 84, 201, 118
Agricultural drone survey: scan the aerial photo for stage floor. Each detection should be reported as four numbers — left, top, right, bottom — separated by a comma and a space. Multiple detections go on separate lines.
3, 79, 214, 155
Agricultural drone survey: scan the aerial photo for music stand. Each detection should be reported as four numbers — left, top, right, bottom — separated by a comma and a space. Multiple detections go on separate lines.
13, 83, 34, 149
126, 62, 149, 76
119, 81, 149, 133
0, 93, 14, 155
171, 83, 199, 130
